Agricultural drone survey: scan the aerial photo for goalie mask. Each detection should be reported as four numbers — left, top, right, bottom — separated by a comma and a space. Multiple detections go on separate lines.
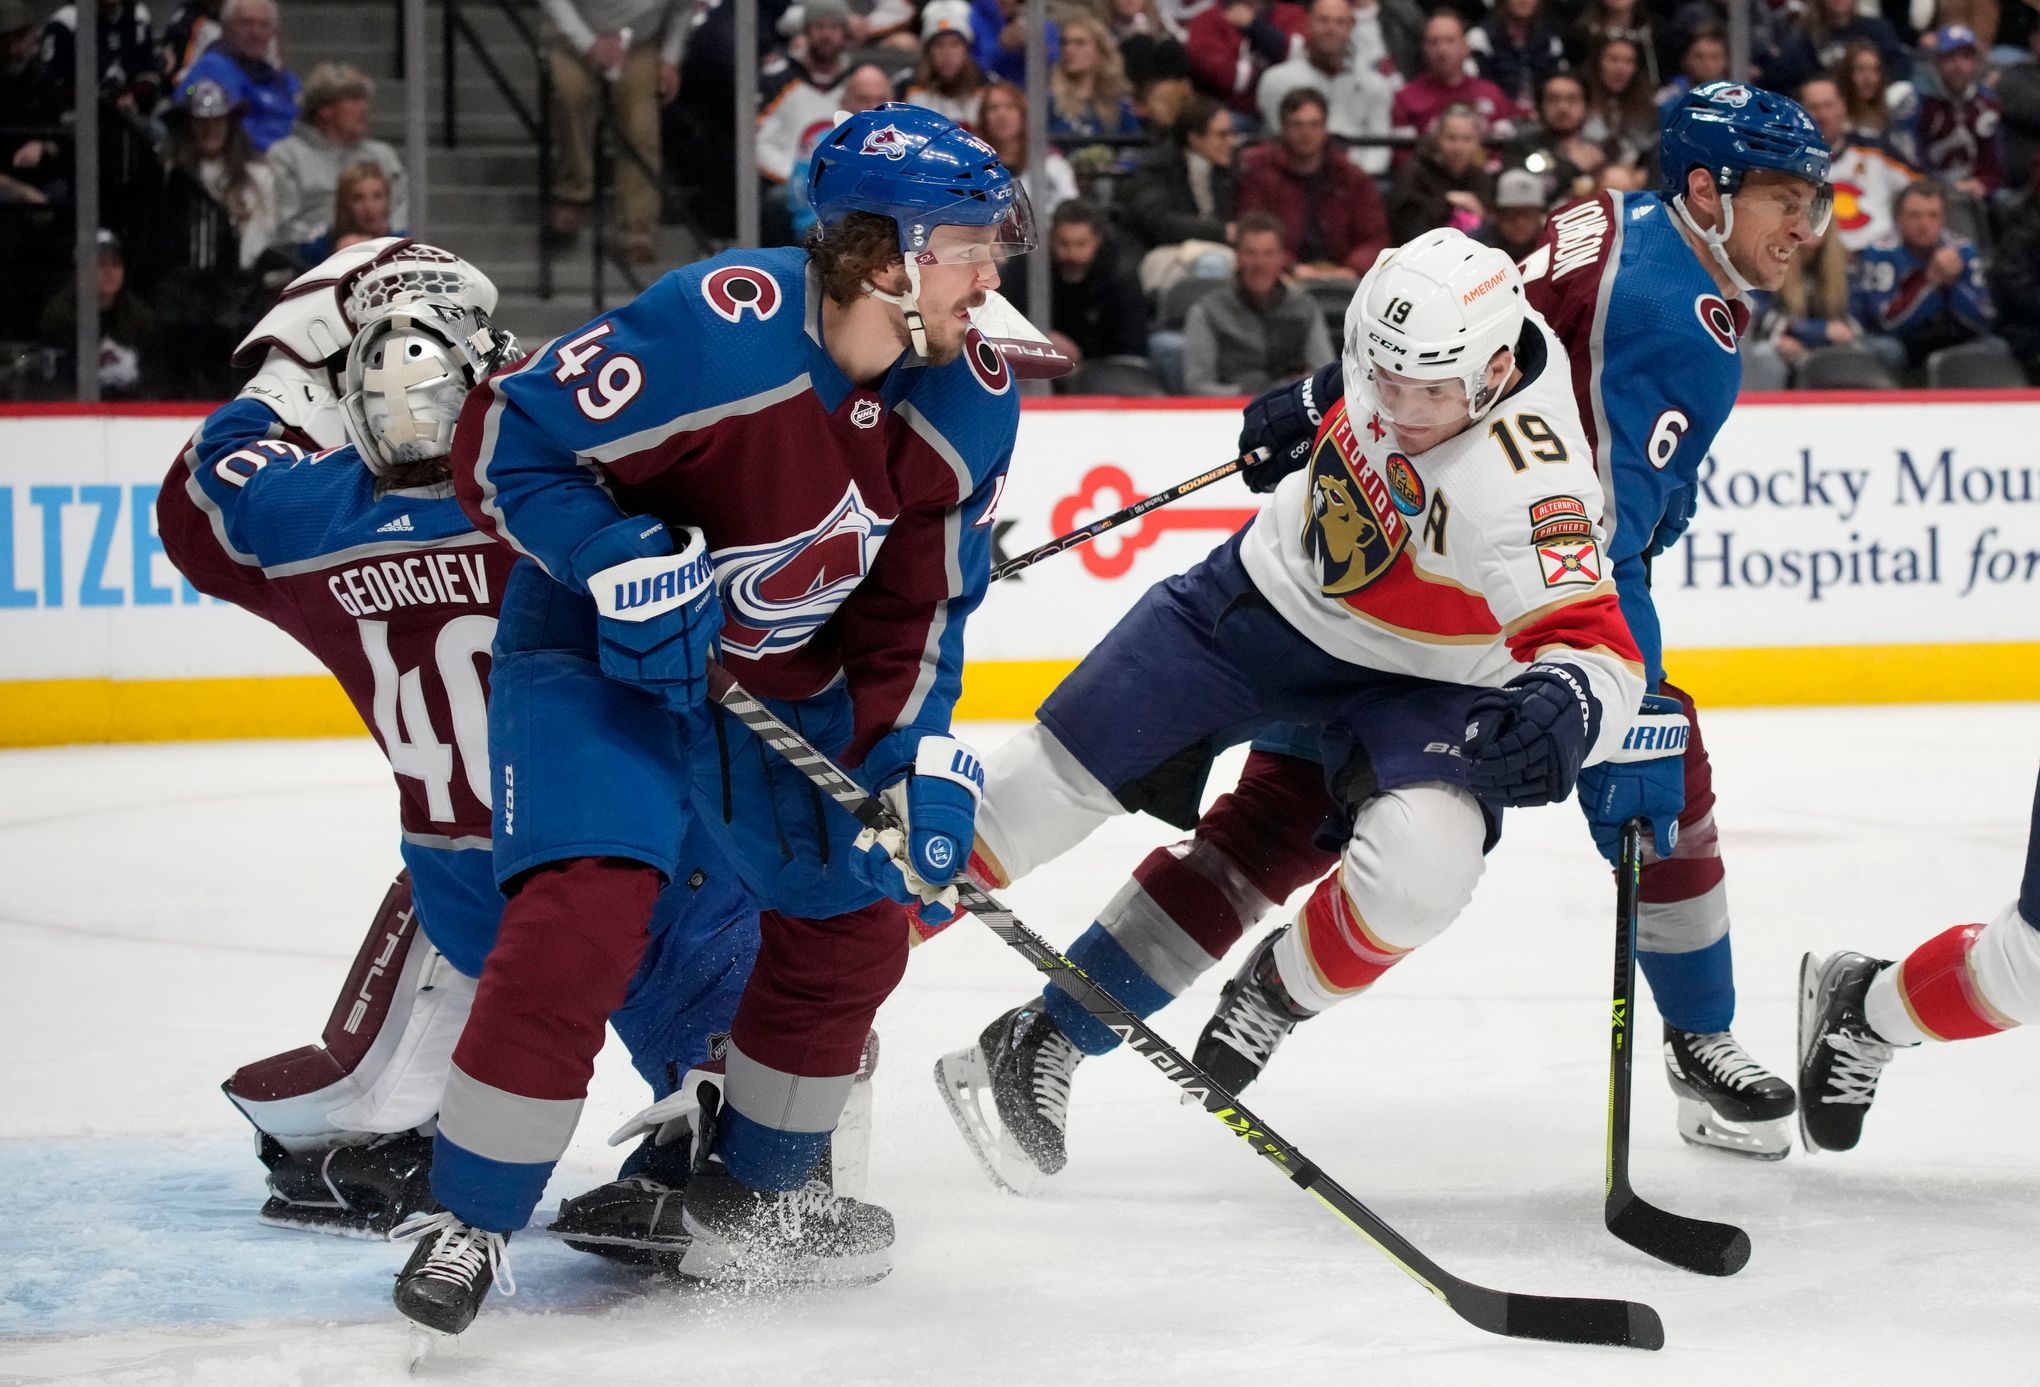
1344, 228, 1525, 446
340, 290, 517, 477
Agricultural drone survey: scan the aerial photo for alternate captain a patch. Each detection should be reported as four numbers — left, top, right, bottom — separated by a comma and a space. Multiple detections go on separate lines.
1537, 536, 1602, 588
1302, 404, 1408, 597
702, 266, 782, 324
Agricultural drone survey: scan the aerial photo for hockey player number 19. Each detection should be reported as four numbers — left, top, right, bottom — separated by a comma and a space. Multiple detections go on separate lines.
359, 615, 496, 825
552, 322, 645, 423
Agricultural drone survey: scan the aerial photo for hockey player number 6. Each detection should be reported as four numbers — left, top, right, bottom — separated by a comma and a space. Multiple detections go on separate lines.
552, 322, 644, 422
359, 615, 496, 824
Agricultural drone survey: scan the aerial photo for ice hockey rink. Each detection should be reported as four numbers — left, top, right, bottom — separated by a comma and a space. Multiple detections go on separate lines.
3, 704, 2038, 1387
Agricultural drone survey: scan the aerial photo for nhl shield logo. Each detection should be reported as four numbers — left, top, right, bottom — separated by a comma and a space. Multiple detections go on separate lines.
860, 124, 910, 160
850, 398, 881, 429
1302, 407, 1409, 597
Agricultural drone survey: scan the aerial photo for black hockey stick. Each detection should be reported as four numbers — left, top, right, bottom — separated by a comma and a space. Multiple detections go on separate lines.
988, 449, 1265, 582
1604, 818, 1752, 1277
706, 664, 1665, 1352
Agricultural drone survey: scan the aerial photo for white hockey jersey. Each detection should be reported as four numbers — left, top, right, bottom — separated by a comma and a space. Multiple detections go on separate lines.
1238, 316, 1646, 766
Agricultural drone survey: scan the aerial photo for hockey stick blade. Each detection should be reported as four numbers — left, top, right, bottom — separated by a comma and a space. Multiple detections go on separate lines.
1604, 819, 1752, 1278
707, 665, 1664, 1351
988, 450, 1262, 582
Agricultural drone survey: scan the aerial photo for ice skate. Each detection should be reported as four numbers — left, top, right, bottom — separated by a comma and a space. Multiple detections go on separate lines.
548, 1174, 691, 1268
255, 1130, 433, 1238
1798, 951, 1903, 1154
1662, 1024, 1797, 1159
1192, 926, 1314, 1096
391, 1209, 513, 1340
676, 1156, 893, 1289
934, 1004, 1083, 1194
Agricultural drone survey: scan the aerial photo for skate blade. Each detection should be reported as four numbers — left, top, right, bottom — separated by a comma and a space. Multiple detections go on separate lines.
406, 1323, 453, 1373
1796, 952, 1827, 1154
673, 1220, 891, 1289
1676, 1097, 1792, 1161
256, 1205, 397, 1241
932, 1047, 1041, 1197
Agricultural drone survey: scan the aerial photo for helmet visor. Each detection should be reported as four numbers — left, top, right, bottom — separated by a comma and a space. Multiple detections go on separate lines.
1365, 363, 1477, 431
907, 183, 1038, 266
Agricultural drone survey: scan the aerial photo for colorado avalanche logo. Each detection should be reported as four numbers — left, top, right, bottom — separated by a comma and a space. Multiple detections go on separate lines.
965, 327, 1011, 395
1710, 83, 1753, 108
714, 484, 893, 658
1693, 294, 1739, 354
703, 266, 781, 324
860, 124, 911, 160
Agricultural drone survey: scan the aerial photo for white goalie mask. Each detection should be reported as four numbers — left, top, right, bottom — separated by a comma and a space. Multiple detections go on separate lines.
1343, 228, 1526, 440
340, 284, 518, 478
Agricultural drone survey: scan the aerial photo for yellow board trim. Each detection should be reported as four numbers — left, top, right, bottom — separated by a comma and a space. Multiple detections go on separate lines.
2, 641, 2037, 747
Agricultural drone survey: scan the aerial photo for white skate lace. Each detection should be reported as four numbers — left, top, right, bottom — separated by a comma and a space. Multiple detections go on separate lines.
1684, 1032, 1774, 1092
1818, 1030, 1894, 1107
391, 1210, 517, 1297
766, 1179, 846, 1239
1027, 1022, 1081, 1134
1211, 985, 1293, 1069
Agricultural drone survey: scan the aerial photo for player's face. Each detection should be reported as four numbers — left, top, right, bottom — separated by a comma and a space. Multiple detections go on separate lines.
1725, 173, 1825, 291
913, 225, 1003, 365
1369, 352, 1507, 453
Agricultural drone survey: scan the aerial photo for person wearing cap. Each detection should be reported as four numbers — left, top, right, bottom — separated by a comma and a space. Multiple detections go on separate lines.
161, 73, 275, 267
1, 0, 64, 207
1256, 0, 1395, 174
1478, 165, 1547, 259
903, 0, 986, 127
266, 62, 407, 250
756, 0, 849, 193
1911, 24, 2005, 198
178, 0, 299, 150
38, 228, 157, 395
539, 0, 687, 262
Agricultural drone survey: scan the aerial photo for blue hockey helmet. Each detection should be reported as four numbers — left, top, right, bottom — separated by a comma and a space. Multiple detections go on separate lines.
809, 102, 1035, 264
1659, 81, 1832, 293
807, 102, 1035, 356
1659, 81, 1832, 219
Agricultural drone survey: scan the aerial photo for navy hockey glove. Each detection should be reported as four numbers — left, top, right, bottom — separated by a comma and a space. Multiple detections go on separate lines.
1645, 482, 1699, 561
851, 730, 984, 925
1237, 360, 1340, 493
1462, 663, 1601, 808
575, 516, 721, 714
1575, 693, 1689, 864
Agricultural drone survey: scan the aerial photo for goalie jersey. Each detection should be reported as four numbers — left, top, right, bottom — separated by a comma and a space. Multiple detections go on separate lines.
1237, 314, 1646, 767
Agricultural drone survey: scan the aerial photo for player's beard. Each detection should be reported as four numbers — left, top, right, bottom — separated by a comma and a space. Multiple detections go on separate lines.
907, 289, 987, 367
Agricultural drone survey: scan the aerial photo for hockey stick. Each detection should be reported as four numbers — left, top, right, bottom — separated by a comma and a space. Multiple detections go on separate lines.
988, 449, 1265, 582
1604, 818, 1752, 1277
706, 664, 1664, 1352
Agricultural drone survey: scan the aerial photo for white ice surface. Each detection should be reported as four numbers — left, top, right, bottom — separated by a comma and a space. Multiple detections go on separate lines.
4, 707, 2039, 1386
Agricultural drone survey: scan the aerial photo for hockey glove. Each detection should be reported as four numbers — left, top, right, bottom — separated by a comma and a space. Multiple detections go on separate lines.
1237, 360, 1340, 493
850, 731, 984, 925
576, 516, 721, 714
1462, 663, 1600, 808
1574, 693, 1689, 864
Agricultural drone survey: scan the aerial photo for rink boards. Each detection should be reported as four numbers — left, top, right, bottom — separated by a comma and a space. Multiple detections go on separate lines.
2, 392, 2037, 747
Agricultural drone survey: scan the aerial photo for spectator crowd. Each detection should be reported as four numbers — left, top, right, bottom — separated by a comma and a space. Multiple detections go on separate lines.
3, 0, 2038, 397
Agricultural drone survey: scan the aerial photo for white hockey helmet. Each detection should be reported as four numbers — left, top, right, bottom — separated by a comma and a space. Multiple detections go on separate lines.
1343, 228, 1526, 434
339, 256, 518, 477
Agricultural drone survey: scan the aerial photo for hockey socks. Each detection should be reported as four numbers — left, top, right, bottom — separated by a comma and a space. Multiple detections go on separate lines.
1637, 934, 1736, 1036
1867, 903, 2040, 1045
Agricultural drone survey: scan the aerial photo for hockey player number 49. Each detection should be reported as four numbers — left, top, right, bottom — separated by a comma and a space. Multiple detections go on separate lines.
552, 322, 644, 422
359, 615, 496, 824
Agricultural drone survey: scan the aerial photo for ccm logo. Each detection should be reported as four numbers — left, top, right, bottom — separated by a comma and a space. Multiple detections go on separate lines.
342, 926, 408, 1035
1462, 269, 1507, 304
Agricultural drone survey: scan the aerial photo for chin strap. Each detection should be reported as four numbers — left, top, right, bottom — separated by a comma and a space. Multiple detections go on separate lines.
861, 257, 930, 361
1672, 190, 1755, 297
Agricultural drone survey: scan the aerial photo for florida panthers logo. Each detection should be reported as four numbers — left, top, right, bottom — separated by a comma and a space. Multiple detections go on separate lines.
714, 484, 893, 658
1693, 294, 1738, 354
860, 124, 911, 160
965, 327, 1011, 395
1302, 407, 1408, 597
703, 266, 781, 324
